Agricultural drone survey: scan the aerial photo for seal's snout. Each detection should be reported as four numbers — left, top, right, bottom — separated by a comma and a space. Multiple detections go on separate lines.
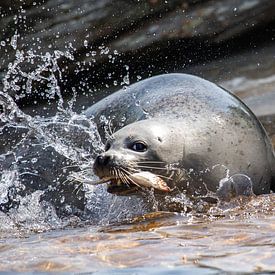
93, 153, 111, 178
93, 153, 117, 178
95, 154, 110, 166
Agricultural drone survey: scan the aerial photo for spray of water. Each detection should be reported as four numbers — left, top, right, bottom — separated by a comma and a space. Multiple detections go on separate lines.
0, 40, 105, 231
0, 26, 153, 231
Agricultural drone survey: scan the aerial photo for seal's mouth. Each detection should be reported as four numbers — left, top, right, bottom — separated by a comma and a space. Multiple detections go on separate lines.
94, 171, 171, 195
107, 179, 139, 195
93, 154, 172, 195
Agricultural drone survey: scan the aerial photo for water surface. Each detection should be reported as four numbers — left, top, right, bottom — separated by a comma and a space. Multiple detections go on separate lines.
0, 194, 274, 273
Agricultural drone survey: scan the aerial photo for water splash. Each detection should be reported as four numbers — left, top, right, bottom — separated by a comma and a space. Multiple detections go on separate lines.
0, 40, 148, 231
3, 48, 74, 109
0, 45, 101, 231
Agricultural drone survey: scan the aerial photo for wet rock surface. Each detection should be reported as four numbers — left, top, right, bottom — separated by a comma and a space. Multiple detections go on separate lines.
0, 0, 275, 103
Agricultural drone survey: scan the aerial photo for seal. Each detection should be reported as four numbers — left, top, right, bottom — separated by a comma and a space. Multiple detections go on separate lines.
87, 73, 275, 200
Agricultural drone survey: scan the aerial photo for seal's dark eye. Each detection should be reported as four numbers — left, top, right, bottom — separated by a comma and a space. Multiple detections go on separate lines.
131, 141, 147, 152
105, 142, 111, 151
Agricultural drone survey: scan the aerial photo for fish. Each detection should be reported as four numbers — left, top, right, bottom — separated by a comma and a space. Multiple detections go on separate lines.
81, 171, 171, 192
129, 171, 171, 192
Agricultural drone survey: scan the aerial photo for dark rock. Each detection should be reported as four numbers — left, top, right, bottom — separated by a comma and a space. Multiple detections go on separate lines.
1, 0, 275, 102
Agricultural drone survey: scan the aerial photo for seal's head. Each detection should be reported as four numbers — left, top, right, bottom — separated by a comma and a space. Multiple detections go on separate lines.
93, 119, 185, 195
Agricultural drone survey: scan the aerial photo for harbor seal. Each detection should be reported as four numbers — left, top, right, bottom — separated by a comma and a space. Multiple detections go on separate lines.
87, 73, 275, 200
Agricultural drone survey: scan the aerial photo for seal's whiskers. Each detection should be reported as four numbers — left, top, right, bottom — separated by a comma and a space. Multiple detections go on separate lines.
110, 167, 115, 177
136, 161, 166, 164
120, 163, 173, 181
118, 169, 131, 187
114, 167, 119, 179
115, 168, 129, 186
120, 166, 139, 174
124, 173, 143, 188
136, 165, 169, 171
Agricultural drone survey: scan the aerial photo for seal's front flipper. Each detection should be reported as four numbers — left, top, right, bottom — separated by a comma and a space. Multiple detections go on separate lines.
216, 174, 254, 201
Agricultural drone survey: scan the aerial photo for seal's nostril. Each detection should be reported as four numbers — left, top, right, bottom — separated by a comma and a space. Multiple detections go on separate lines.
103, 155, 110, 166
95, 155, 111, 166
95, 155, 103, 166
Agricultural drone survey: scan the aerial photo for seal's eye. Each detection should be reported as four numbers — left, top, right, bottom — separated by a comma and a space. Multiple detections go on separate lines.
105, 142, 111, 151
130, 141, 147, 152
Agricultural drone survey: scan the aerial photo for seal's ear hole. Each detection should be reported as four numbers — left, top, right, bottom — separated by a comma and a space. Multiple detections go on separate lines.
105, 142, 111, 151
157, 137, 163, 142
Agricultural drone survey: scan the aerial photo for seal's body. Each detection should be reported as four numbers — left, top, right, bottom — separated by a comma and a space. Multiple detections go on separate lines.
87, 74, 275, 198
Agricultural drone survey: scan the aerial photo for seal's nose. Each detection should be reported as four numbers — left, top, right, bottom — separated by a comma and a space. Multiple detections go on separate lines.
94, 154, 111, 167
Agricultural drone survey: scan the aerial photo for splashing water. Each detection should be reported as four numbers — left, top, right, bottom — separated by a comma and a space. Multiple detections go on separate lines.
0, 42, 155, 232
3, 48, 73, 105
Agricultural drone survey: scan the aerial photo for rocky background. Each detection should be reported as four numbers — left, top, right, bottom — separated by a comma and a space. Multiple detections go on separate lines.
0, 0, 274, 123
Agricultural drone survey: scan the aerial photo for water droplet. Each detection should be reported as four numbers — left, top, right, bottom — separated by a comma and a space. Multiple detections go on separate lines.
10, 34, 18, 50
123, 75, 130, 85
31, 158, 38, 163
